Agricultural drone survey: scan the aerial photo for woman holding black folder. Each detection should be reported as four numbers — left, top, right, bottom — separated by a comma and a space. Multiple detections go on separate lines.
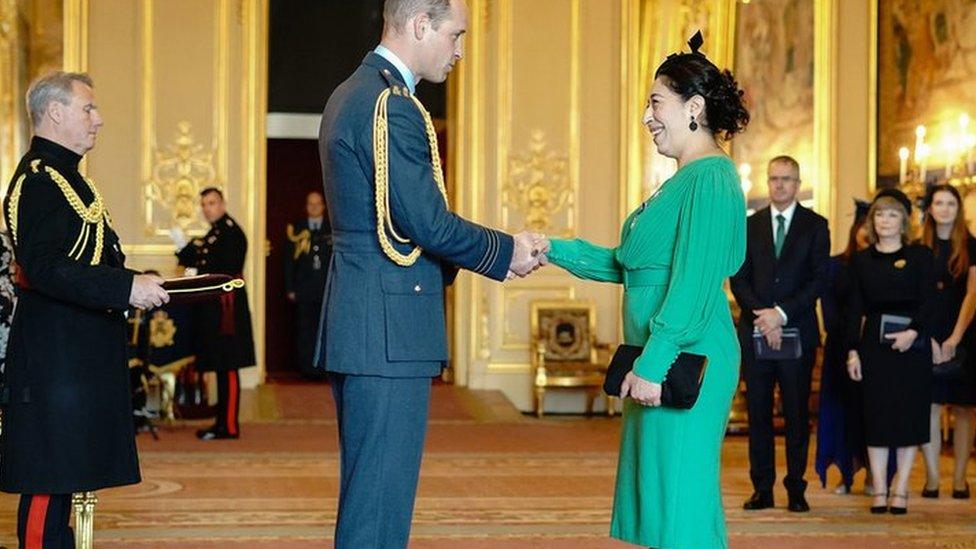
543, 34, 749, 548
846, 189, 937, 514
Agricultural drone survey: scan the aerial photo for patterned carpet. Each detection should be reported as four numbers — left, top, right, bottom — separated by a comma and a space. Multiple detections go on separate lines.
1, 384, 975, 548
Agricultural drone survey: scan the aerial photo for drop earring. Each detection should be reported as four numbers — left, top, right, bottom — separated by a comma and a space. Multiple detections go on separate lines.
689, 117, 699, 132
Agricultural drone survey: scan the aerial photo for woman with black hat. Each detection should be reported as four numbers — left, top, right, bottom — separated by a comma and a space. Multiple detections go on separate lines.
846, 188, 938, 514
918, 184, 976, 500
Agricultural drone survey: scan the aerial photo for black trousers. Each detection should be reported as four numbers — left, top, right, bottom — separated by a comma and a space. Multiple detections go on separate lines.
744, 350, 816, 495
18, 494, 73, 549
215, 369, 241, 436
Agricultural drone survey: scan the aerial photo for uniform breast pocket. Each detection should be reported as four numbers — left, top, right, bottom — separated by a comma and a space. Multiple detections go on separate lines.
381, 271, 448, 362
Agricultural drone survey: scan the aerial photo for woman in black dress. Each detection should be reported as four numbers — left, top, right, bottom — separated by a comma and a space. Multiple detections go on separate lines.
817, 201, 874, 494
846, 189, 937, 514
918, 184, 976, 499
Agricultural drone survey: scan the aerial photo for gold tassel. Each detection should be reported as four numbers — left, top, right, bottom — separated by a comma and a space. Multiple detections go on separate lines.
372, 88, 449, 267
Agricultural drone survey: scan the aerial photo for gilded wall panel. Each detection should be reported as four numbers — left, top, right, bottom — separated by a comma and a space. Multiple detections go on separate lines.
453, 0, 622, 409
732, 0, 816, 210
877, 0, 976, 184
75, 0, 267, 384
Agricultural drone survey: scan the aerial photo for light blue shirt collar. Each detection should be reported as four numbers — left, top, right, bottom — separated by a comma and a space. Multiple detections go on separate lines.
374, 45, 416, 94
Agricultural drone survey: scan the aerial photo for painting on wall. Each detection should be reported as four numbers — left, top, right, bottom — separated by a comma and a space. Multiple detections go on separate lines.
732, 0, 816, 211
877, 0, 976, 188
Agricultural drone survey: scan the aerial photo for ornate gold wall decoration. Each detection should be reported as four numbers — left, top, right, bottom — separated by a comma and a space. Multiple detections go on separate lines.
145, 122, 215, 235
503, 130, 575, 235
149, 310, 176, 348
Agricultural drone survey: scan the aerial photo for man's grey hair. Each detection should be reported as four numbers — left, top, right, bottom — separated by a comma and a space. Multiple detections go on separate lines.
384, 0, 452, 32
26, 71, 94, 127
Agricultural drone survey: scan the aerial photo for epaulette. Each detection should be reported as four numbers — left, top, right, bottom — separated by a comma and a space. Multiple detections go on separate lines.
378, 68, 411, 98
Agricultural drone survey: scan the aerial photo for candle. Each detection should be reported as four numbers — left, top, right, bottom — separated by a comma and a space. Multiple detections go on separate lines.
898, 147, 910, 184
967, 133, 975, 175
944, 137, 954, 179
919, 143, 929, 183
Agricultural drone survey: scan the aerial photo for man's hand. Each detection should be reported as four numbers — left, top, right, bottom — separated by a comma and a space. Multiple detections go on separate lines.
764, 327, 783, 351
620, 371, 662, 407
129, 274, 169, 310
753, 307, 785, 335
508, 232, 545, 278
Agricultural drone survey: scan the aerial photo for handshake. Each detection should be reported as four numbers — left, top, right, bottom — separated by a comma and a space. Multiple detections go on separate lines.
507, 232, 550, 280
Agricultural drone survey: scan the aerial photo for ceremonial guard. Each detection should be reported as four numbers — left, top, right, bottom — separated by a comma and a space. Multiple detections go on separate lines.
175, 188, 256, 440
1, 72, 168, 547
315, 1, 543, 546
284, 190, 331, 378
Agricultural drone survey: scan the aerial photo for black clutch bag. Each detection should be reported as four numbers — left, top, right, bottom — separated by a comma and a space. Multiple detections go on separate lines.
603, 344, 708, 409
753, 328, 802, 360
933, 348, 968, 381
880, 314, 924, 350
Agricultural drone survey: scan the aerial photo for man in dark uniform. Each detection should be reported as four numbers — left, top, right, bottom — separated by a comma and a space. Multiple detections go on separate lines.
1, 71, 169, 547
316, 1, 544, 546
174, 188, 256, 440
284, 190, 331, 378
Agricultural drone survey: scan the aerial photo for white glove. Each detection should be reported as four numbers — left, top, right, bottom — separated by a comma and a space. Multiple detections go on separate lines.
169, 226, 188, 250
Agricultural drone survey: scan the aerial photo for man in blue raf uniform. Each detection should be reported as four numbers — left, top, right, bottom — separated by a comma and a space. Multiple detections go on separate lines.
174, 188, 256, 440
2, 72, 169, 547
285, 190, 331, 378
316, 1, 543, 546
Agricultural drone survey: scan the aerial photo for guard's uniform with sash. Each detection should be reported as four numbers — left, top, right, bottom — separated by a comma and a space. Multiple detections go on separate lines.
176, 213, 255, 438
1, 137, 141, 547
316, 50, 514, 548
284, 216, 331, 377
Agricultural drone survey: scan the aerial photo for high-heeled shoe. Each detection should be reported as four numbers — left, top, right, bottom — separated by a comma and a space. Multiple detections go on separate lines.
921, 485, 939, 498
870, 492, 888, 514
952, 483, 970, 499
889, 492, 908, 515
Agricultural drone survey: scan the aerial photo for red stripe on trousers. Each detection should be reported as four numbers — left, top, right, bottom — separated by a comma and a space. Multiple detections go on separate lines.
25, 494, 50, 549
227, 370, 239, 435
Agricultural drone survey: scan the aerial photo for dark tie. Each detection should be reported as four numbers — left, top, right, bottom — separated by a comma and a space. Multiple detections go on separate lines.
774, 213, 786, 258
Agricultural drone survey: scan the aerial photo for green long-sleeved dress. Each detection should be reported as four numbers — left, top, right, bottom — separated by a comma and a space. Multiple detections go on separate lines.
548, 155, 746, 548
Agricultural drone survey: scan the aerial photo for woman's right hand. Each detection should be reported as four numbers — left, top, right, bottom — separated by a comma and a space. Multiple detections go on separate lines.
846, 351, 862, 381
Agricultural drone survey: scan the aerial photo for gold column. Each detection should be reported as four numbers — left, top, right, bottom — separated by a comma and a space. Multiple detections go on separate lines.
813, 0, 838, 226
0, 0, 22, 193
62, 0, 87, 71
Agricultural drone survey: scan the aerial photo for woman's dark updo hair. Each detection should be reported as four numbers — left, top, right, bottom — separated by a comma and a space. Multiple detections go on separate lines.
654, 53, 750, 140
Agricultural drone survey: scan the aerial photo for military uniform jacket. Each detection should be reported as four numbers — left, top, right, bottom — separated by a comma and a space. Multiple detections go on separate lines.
284, 218, 332, 304
1, 137, 140, 494
316, 53, 514, 378
176, 214, 256, 372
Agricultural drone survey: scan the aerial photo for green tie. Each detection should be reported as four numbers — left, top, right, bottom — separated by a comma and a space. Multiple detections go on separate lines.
774, 213, 786, 258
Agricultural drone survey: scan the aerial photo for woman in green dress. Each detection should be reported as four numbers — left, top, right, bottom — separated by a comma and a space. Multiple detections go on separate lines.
543, 46, 749, 547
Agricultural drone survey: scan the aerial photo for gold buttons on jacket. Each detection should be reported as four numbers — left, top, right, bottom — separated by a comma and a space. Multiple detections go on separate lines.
893, 259, 906, 269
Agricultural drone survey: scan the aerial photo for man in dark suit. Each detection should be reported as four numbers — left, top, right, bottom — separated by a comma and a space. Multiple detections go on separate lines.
285, 190, 332, 379
175, 188, 256, 440
316, 1, 543, 546
2, 71, 168, 547
731, 155, 830, 513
